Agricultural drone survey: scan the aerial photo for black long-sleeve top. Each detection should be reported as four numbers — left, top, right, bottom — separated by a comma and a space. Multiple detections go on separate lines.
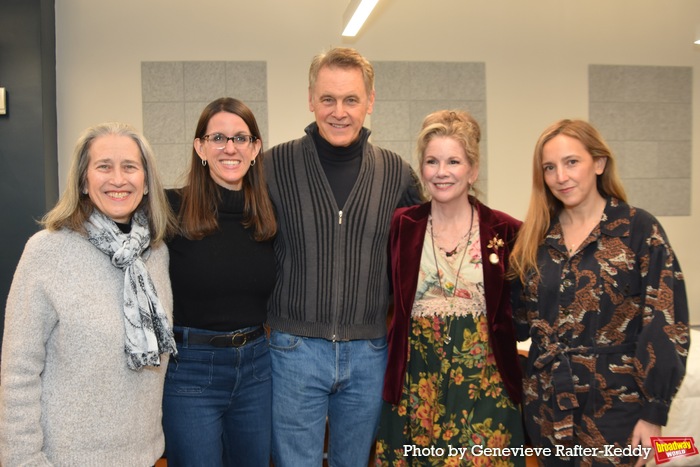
166, 187, 276, 332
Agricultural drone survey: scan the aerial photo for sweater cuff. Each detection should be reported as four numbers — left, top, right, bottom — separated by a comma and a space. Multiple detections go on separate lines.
641, 400, 670, 426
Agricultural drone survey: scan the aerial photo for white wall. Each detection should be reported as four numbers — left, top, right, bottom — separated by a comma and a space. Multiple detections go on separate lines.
55, 0, 700, 322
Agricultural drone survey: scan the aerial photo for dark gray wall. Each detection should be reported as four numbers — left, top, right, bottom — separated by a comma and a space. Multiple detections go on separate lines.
0, 0, 58, 352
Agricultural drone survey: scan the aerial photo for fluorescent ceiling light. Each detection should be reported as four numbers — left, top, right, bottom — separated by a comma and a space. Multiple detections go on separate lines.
342, 0, 380, 37
695, 39, 700, 45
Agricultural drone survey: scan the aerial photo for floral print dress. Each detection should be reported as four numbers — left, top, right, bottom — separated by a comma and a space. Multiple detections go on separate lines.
376, 217, 525, 467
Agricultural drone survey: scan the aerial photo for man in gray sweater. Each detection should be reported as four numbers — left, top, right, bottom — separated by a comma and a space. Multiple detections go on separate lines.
265, 47, 423, 467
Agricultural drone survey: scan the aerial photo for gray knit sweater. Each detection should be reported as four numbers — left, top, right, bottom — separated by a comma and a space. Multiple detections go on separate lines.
265, 124, 422, 341
0, 228, 172, 466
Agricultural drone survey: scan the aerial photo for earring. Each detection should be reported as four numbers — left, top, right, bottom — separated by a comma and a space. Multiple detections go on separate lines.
201, 159, 207, 167
250, 159, 256, 166
144, 187, 149, 195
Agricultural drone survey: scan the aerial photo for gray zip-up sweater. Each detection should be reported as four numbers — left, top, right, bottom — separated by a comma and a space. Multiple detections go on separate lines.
265, 123, 422, 341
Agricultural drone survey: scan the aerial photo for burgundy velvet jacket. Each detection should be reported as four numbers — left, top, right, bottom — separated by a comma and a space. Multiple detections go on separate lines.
382, 198, 523, 405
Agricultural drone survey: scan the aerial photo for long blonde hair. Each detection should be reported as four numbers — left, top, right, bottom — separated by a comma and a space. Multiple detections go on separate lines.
509, 119, 627, 283
42, 122, 175, 245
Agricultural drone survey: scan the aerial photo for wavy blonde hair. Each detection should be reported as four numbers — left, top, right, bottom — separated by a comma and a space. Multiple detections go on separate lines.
509, 119, 626, 283
416, 109, 482, 199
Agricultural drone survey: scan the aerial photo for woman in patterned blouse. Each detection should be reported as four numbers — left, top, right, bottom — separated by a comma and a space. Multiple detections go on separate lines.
510, 119, 689, 467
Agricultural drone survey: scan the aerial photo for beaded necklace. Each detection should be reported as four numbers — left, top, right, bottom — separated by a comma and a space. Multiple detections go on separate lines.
429, 203, 474, 345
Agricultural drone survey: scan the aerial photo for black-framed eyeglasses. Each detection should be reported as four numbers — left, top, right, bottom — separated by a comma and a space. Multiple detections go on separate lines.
203, 133, 257, 149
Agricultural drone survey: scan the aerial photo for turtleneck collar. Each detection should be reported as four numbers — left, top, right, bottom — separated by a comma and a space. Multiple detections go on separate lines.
216, 184, 245, 214
311, 126, 364, 160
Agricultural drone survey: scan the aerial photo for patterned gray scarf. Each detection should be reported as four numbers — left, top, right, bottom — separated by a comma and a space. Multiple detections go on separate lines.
85, 209, 177, 370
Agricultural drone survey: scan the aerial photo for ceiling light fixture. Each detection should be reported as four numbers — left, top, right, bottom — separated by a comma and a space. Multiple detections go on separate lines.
342, 0, 380, 37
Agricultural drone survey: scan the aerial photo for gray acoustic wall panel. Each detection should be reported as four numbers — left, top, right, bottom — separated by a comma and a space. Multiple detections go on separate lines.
142, 61, 268, 188
589, 65, 692, 216
373, 61, 488, 202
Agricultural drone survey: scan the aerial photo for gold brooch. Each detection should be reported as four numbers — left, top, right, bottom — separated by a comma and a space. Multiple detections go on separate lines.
487, 235, 504, 264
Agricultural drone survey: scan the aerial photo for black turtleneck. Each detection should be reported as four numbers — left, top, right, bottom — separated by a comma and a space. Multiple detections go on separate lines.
166, 187, 276, 331
115, 221, 131, 234
312, 127, 363, 209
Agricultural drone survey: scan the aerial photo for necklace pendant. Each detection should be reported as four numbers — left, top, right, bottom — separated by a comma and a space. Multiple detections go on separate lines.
443, 335, 452, 344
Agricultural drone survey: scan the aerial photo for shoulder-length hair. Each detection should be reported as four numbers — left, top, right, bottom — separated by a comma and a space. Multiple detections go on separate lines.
177, 97, 277, 241
509, 119, 627, 283
42, 122, 175, 245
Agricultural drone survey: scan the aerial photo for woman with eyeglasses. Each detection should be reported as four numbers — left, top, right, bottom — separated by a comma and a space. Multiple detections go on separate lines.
162, 97, 277, 466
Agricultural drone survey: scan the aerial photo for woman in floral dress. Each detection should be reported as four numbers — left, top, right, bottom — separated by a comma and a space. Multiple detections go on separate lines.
376, 110, 525, 466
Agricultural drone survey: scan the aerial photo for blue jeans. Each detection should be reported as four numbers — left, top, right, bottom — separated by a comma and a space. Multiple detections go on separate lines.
269, 330, 388, 467
162, 326, 271, 467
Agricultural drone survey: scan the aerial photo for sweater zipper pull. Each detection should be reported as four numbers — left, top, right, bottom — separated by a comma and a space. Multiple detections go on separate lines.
338, 210, 343, 225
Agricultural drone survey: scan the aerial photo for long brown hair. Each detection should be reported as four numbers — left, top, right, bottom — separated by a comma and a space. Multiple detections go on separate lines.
177, 97, 277, 241
509, 119, 626, 283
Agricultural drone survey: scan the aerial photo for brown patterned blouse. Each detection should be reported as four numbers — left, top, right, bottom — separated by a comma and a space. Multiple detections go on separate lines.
514, 197, 689, 465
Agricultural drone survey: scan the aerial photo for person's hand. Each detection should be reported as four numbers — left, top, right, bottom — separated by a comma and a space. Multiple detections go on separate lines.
631, 419, 661, 467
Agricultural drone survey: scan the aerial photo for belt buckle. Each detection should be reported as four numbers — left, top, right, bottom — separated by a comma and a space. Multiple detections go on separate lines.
231, 332, 247, 347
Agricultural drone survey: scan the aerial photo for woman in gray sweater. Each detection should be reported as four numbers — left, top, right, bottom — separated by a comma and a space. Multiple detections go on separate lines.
0, 122, 177, 466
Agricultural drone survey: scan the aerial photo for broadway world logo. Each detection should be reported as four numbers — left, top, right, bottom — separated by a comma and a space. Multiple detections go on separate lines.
651, 437, 699, 464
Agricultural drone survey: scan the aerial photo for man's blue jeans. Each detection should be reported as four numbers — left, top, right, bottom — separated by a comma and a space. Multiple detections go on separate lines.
269, 330, 388, 467
162, 326, 271, 467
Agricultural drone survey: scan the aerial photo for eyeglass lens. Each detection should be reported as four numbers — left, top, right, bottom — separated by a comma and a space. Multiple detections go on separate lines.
206, 134, 255, 149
